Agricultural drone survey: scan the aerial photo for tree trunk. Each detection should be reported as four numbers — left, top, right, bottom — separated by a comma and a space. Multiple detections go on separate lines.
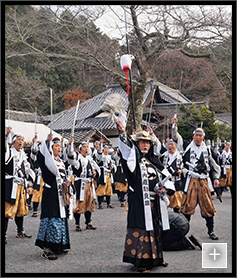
126, 77, 147, 135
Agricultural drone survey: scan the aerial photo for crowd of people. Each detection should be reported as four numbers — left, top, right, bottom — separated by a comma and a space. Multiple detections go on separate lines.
5, 116, 232, 272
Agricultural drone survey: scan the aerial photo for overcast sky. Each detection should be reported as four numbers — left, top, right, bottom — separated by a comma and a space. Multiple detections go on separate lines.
95, 6, 129, 40
34, 4, 232, 43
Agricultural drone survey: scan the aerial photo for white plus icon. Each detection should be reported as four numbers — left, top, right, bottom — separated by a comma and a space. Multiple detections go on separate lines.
209, 248, 221, 260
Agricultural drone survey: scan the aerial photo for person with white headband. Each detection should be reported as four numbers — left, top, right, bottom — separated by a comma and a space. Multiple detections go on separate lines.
116, 120, 175, 273
219, 142, 232, 197
88, 140, 101, 192
95, 141, 117, 209
179, 127, 221, 240
28, 135, 44, 218
67, 138, 100, 231
35, 134, 71, 260
90, 140, 100, 160
5, 127, 35, 244
160, 139, 184, 213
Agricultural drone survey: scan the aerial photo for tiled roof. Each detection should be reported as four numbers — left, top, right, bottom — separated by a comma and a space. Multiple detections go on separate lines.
42, 81, 192, 133
60, 128, 111, 144
76, 117, 117, 130
151, 101, 207, 110
215, 113, 232, 126
156, 81, 190, 103
44, 85, 128, 131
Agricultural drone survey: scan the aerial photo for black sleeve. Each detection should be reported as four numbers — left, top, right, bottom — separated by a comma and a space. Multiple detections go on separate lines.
37, 151, 55, 186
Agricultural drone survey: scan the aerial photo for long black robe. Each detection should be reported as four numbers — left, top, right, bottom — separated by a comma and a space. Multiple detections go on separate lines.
120, 136, 174, 268
121, 140, 173, 230
37, 141, 68, 219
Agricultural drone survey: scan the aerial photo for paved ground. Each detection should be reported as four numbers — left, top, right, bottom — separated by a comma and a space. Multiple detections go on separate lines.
4, 190, 233, 275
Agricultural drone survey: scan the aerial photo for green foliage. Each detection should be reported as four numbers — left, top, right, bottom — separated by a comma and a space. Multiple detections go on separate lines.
216, 123, 232, 141
177, 104, 218, 141
5, 64, 26, 78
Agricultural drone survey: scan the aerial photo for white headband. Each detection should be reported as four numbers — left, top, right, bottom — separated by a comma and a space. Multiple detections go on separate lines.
94, 141, 100, 146
52, 140, 61, 145
193, 129, 205, 136
12, 135, 24, 143
79, 142, 88, 150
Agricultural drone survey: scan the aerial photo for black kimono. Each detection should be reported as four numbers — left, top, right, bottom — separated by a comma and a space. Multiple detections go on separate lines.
119, 133, 174, 269
35, 139, 70, 252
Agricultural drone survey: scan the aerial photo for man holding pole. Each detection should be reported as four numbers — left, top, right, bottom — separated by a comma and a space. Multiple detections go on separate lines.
5, 127, 35, 243
116, 119, 174, 272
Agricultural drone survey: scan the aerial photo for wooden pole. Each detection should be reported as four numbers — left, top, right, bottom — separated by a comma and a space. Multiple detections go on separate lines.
163, 118, 165, 140
50, 88, 53, 134
124, 8, 136, 131
62, 111, 64, 137
34, 107, 37, 135
71, 100, 80, 138
8, 92, 10, 127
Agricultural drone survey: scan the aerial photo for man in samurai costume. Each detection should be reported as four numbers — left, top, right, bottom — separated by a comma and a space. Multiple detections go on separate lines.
113, 149, 128, 207
35, 134, 71, 260
219, 142, 232, 197
67, 138, 100, 231
87, 141, 100, 192
179, 128, 221, 240
160, 139, 184, 213
90, 140, 100, 160
95, 144, 117, 209
116, 120, 175, 273
29, 135, 44, 217
5, 128, 35, 244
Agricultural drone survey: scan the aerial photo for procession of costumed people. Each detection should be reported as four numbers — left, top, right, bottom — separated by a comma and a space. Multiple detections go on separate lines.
5, 55, 231, 272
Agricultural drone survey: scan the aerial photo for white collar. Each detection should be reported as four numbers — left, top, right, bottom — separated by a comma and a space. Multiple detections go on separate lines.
79, 153, 88, 164
11, 147, 23, 158
184, 140, 207, 158
168, 151, 177, 158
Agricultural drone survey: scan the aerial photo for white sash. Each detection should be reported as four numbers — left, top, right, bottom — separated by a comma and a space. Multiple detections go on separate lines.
102, 167, 114, 184
91, 181, 96, 199
40, 141, 66, 218
140, 158, 153, 231
163, 151, 182, 182
55, 176, 66, 218
34, 168, 42, 187
79, 177, 92, 201
79, 161, 88, 201
222, 150, 232, 175
184, 172, 214, 192
167, 152, 178, 167
149, 191, 170, 231
6, 174, 24, 200
37, 174, 41, 186
79, 178, 96, 201
69, 186, 76, 220
160, 199, 170, 230
80, 179, 87, 202
184, 141, 212, 192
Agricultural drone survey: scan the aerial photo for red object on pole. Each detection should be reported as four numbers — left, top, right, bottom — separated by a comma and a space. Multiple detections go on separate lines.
120, 55, 132, 96
125, 69, 129, 95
